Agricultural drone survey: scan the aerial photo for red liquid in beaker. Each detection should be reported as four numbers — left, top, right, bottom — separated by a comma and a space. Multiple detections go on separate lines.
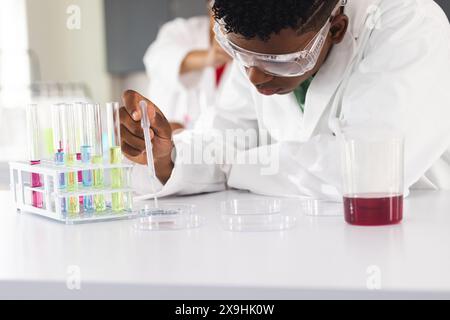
343, 194, 403, 226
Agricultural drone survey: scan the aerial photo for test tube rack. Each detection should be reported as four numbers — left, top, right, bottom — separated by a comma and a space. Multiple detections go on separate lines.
9, 160, 136, 224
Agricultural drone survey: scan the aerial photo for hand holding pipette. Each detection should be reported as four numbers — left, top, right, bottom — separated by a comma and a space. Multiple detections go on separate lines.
139, 100, 160, 208
120, 90, 174, 183
135, 99, 192, 220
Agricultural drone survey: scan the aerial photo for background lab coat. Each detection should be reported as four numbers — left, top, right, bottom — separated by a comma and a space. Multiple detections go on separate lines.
144, 16, 231, 129
134, 0, 450, 200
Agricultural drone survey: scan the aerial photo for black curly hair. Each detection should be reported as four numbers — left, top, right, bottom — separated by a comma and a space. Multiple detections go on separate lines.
212, 0, 340, 41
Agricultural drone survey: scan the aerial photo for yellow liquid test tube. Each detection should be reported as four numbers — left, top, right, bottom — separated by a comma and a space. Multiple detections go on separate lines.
91, 103, 106, 213
62, 103, 80, 218
107, 102, 124, 212
110, 146, 124, 211
66, 153, 80, 216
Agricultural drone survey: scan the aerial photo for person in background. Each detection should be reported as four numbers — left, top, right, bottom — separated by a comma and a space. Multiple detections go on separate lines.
143, 0, 232, 131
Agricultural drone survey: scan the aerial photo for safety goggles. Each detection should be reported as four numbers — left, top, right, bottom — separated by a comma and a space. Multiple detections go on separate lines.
213, 3, 344, 77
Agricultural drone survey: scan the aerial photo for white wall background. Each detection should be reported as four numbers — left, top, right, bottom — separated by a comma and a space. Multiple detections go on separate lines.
0, 0, 148, 166
0, 0, 30, 107
26, 0, 114, 104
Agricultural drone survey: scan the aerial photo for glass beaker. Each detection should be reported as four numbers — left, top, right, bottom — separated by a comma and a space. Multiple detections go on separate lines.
341, 128, 404, 226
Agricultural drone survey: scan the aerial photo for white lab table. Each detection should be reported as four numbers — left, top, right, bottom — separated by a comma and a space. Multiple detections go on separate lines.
0, 189, 449, 299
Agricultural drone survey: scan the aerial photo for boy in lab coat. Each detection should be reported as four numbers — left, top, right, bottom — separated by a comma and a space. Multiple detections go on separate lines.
120, 0, 450, 199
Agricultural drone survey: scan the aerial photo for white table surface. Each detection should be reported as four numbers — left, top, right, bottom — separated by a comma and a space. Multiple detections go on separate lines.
0, 188, 449, 299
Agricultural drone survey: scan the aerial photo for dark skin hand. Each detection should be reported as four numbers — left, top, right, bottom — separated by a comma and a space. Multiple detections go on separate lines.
121, 11, 348, 185
120, 90, 174, 184
169, 122, 185, 131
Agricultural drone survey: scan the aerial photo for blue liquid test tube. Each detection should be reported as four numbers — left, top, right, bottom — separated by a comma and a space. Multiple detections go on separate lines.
55, 150, 67, 214
52, 103, 68, 216
79, 103, 96, 213
81, 146, 93, 211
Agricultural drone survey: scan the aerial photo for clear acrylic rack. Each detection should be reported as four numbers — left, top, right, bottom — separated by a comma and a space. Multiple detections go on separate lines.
9, 160, 136, 224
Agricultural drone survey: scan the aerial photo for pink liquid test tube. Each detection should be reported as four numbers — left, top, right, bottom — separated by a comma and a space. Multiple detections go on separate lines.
77, 152, 83, 207
27, 104, 44, 208
74, 103, 85, 206
74, 102, 84, 184
77, 153, 82, 182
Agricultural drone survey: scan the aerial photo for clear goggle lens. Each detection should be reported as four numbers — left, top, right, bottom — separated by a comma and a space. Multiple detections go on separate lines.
232, 44, 322, 77
214, 13, 331, 77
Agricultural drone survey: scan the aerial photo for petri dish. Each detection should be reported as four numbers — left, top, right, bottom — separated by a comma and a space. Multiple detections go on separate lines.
134, 203, 202, 231
220, 199, 296, 232
300, 199, 342, 217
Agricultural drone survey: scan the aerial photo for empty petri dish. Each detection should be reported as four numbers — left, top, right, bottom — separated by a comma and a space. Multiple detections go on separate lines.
300, 199, 342, 217
134, 203, 202, 231
220, 199, 296, 232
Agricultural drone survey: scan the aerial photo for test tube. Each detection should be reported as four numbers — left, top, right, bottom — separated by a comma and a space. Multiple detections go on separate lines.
92, 103, 106, 212
106, 102, 124, 212
80, 103, 95, 212
74, 102, 84, 184
26, 104, 43, 208
64, 103, 80, 216
51, 103, 67, 215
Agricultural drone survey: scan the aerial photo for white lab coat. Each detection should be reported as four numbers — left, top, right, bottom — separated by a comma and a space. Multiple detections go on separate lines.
144, 16, 231, 129
133, 0, 450, 200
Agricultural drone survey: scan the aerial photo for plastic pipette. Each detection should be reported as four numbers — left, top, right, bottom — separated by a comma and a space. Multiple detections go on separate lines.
139, 100, 159, 208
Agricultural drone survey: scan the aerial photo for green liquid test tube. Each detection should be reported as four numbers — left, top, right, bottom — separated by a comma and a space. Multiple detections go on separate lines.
91, 103, 106, 213
65, 103, 80, 217
43, 127, 54, 158
107, 102, 124, 212
92, 154, 106, 212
